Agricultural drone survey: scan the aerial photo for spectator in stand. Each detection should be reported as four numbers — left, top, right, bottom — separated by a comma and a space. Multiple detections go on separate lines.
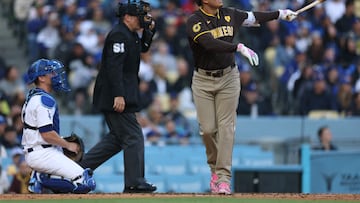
0, 126, 21, 150
7, 147, 24, 176
13, 0, 34, 48
26, 1, 47, 63
53, 28, 76, 66
36, 11, 61, 59
164, 93, 191, 137
91, 6, 111, 36
0, 115, 8, 137
152, 40, 178, 73
0, 164, 10, 194
8, 158, 31, 194
335, 0, 356, 37
325, 65, 340, 99
138, 112, 164, 146
336, 76, 354, 114
11, 114, 23, 142
349, 92, 360, 116
76, 20, 100, 56
338, 34, 358, 68
291, 64, 314, 113
324, 0, 346, 24
149, 63, 173, 110
170, 57, 191, 94
60, 1, 79, 36
313, 125, 338, 151
67, 88, 93, 115
299, 71, 337, 115
307, 31, 325, 65
67, 43, 97, 91
170, 57, 195, 112
164, 119, 189, 145
0, 65, 26, 104
139, 51, 155, 82
237, 82, 273, 117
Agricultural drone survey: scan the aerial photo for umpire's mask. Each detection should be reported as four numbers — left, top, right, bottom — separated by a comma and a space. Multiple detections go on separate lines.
116, 0, 152, 29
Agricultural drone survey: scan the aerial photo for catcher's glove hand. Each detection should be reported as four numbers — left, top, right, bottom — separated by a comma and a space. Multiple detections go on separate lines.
63, 132, 85, 162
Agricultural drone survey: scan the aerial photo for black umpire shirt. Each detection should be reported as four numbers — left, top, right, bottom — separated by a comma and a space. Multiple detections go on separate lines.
186, 7, 278, 70
93, 21, 151, 113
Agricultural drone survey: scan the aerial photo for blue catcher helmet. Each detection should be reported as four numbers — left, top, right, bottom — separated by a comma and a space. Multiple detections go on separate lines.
25, 59, 71, 92
25, 59, 52, 84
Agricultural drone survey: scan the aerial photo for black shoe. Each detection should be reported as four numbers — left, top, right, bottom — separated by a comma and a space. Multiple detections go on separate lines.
123, 182, 157, 193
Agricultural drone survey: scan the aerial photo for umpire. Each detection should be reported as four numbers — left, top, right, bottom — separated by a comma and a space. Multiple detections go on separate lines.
79, 0, 156, 193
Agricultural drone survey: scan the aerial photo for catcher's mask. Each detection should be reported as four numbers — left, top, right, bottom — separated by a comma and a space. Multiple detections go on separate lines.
116, 0, 152, 29
25, 59, 71, 92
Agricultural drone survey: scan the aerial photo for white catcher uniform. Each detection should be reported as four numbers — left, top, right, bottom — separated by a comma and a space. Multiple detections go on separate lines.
21, 88, 84, 181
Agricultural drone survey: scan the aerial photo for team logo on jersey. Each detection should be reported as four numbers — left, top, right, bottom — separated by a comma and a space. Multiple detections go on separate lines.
225, 16, 231, 22
113, 43, 125, 53
192, 22, 201, 33
207, 20, 211, 24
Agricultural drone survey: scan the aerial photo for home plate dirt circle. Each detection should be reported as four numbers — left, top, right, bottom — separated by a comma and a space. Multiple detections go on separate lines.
1, 193, 360, 201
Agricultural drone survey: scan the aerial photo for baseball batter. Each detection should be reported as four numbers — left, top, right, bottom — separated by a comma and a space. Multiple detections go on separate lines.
21, 59, 96, 193
186, 0, 297, 194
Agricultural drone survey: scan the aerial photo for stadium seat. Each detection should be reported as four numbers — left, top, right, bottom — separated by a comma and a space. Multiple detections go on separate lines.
186, 156, 210, 175
148, 157, 187, 175
93, 174, 124, 193
308, 110, 340, 119
165, 174, 205, 193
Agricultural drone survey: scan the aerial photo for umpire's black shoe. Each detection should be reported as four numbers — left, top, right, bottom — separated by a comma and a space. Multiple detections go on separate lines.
123, 182, 157, 193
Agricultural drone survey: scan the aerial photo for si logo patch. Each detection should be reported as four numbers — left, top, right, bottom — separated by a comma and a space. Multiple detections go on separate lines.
113, 43, 125, 53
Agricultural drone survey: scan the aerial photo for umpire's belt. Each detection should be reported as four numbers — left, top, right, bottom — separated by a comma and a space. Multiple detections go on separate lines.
26, 144, 53, 153
196, 65, 235, 78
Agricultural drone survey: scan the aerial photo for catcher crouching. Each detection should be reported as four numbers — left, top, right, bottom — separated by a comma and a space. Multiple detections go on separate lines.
21, 59, 96, 194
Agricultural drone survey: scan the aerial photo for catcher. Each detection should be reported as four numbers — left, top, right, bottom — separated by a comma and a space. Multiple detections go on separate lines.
21, 59, 96, 194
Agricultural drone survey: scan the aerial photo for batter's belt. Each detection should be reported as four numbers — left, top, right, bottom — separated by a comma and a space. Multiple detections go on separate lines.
196, 64, 236, 78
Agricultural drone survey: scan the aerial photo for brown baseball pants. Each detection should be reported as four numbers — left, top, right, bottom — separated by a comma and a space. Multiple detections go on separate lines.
191, 66, 240, 184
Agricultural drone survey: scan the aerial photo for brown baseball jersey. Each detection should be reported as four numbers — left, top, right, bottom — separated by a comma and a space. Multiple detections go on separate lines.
186, 7, 279, 70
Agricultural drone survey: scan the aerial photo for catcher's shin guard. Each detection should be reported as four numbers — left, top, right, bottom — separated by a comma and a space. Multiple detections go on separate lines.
38, 169, 96, 194
79, 168, 96, 191
38, 173, 77, 193
28, 171, 43, 193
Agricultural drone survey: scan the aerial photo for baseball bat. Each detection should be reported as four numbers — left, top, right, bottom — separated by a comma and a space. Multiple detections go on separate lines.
296, 0, 326, 14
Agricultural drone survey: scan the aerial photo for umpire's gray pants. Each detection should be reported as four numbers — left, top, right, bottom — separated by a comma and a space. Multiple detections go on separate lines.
79, 112, 145, 188
192, 66, 240, 184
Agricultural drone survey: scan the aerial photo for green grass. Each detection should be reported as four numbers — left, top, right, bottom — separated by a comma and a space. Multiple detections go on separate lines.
3, 197, 360, 203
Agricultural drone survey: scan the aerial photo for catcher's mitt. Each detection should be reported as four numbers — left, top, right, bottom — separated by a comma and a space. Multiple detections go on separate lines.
63, 132, 85, 162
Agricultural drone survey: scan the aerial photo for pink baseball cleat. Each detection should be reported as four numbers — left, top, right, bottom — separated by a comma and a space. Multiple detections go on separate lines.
217, 182, 231, 195
210, 173, 218, 193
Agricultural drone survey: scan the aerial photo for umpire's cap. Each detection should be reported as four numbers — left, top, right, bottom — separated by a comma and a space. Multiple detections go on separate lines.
116, 0, 151, 17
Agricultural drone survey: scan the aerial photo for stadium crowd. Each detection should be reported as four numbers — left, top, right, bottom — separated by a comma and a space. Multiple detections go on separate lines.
0, 0, 358, 167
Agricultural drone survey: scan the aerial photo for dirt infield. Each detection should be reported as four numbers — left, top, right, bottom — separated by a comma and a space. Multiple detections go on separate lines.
1, 193, 360, 201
